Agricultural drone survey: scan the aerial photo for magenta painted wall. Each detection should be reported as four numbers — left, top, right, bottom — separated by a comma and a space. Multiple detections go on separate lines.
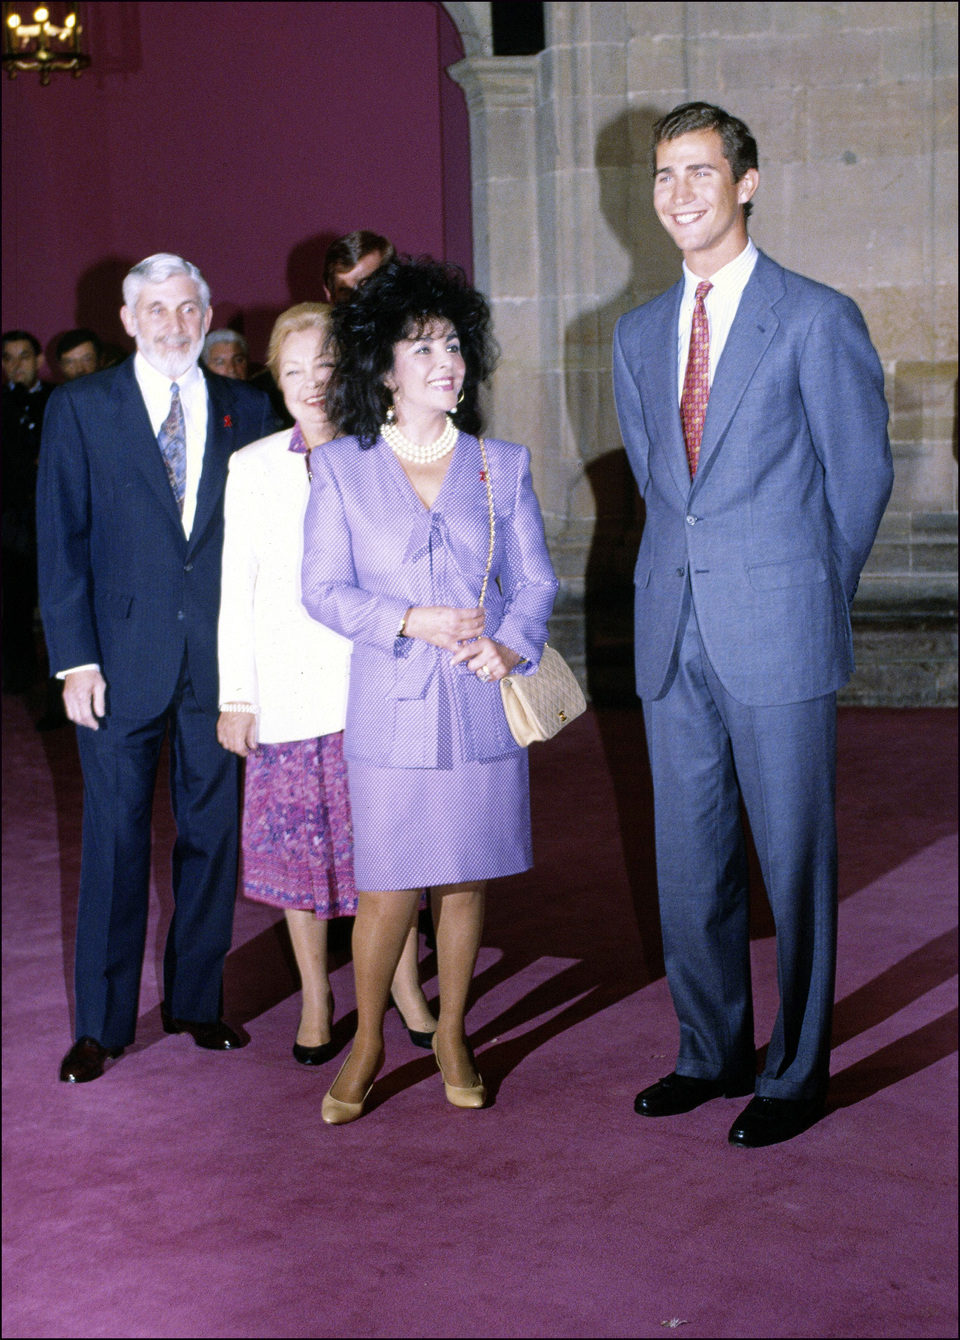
1, 0, 470, 373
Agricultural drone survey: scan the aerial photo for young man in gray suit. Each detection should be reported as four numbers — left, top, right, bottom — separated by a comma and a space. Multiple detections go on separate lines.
613, 103, 893, 1146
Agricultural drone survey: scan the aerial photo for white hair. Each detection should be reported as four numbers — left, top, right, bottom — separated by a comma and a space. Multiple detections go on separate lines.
122, 253, 211, 312
203, 328, 247, 358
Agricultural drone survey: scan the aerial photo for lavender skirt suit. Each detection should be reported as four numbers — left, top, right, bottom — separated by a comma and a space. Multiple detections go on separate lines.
301, 432, 558, 890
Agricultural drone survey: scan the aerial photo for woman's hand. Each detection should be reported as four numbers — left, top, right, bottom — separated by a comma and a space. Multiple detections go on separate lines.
217, 711, 259, 757
402, 605, 485, 652
451, 636, 522, 683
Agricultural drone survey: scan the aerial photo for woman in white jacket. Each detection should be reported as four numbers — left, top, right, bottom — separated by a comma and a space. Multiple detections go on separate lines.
217, 304, 436, 1064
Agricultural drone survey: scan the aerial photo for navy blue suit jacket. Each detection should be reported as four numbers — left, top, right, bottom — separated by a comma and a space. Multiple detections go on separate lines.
613, 251, 894, 706
37, 357, 275, 717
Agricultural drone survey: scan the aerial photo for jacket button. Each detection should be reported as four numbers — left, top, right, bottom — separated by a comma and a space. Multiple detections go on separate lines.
177, 610, 185, 620
685, 514, 698, 526
676, 567, 685, 577
184, 562, 193, 572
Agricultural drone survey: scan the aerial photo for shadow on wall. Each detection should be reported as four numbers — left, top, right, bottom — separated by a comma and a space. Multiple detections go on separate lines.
73, 255, 138, 367
207, 231, 344, 369
565, 105, 678, 707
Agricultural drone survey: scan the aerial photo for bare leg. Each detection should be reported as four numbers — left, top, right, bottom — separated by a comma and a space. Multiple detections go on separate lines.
431, 881, 486, 1088
329, 888, 421, 1103
388, 902, 437, 1034
284, 909, 332, 1047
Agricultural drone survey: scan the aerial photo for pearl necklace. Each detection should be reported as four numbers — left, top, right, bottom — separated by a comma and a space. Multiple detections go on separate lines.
382, 415, 459, 465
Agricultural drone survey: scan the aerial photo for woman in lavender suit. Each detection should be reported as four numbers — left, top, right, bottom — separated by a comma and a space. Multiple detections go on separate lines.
301, 259, 558, 1123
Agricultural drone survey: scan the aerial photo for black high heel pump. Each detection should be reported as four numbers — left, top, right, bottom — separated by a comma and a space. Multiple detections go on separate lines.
389, 995, 437, 1050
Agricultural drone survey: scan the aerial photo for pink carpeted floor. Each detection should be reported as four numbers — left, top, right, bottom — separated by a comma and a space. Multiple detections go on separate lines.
1, 691, 957, 1339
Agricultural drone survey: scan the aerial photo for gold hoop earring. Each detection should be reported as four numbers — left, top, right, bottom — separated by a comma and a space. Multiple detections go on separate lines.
456, 388, 465, 407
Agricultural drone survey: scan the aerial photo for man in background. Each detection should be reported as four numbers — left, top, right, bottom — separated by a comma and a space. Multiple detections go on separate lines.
322, 229, 395, 304
2, 330, 53, 692
203, 329, 249, 380
56, 328, 104, 381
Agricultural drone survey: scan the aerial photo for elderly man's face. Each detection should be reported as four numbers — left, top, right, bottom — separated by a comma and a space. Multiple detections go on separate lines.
205, 341, 248, 379
121, 274, 211, 380
60, 341, 100, 380
3, 339, 40, 388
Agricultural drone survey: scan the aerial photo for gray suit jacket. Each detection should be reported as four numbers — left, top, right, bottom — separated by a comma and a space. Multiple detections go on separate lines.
613, 250, 893, 706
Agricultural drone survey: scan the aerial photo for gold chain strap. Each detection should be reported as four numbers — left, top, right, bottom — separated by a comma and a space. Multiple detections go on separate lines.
478, 436, 495, 609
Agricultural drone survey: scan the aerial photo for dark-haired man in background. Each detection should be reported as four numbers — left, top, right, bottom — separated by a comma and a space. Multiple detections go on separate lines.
2, 329, 53, 692
322, 228, 395, 305
613, 103, 893, 1147
56, 327, 103, 381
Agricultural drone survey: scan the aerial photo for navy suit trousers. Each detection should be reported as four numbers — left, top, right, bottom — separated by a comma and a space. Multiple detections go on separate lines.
74, 658, 239, 1047
642, 596, 837, 1102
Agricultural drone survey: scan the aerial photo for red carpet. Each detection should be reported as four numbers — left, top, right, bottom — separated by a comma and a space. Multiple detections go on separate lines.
2, 693, 957, 1339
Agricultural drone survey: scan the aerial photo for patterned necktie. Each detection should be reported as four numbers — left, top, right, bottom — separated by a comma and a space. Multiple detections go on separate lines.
157, 382, 186, 512
680, 280, 713, 477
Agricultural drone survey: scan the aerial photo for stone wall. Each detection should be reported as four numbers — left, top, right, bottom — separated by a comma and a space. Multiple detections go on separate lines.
446, 2, 957, 705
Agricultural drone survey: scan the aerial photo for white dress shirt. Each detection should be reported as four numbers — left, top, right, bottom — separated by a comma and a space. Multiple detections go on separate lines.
218, 428, 352, 744
133, 351, 208, 537
677, 238, 759, 401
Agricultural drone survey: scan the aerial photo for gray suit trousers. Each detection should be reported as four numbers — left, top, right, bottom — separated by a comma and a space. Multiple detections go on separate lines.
642, 596, 837, 1101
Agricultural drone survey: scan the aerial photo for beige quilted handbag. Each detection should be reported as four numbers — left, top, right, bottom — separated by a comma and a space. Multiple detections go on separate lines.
477, 439, 587, 745
499, 644, 586, 745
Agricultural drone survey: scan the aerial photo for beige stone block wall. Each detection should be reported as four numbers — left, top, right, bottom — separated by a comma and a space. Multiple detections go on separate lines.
446, 1, 957, 701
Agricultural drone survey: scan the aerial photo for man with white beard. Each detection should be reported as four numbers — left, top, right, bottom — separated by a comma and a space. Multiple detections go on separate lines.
37, 254, 275, 1083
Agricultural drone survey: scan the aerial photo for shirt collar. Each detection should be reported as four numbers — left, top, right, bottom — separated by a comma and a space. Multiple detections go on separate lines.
288, 422, 309, 455
682, 237, 758, 297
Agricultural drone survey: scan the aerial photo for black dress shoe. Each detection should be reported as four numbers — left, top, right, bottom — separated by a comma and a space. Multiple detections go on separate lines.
292, 1039, 340, 1066
728, 1094, 826, 1147
389, 994, 437, 1050
60, 1037, 124, 1083
635, 1070, 753, 1117
161, 1009, 247, 1050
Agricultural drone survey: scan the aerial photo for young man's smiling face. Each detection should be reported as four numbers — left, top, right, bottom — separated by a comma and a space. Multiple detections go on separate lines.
653, 128, 758, 275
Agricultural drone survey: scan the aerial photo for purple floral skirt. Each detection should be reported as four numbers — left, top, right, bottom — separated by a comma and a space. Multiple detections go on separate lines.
241, 732, 358, 920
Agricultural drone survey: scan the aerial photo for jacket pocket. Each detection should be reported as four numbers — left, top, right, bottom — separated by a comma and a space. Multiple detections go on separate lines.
746, 556, 827, 590
98, 591, 134, 618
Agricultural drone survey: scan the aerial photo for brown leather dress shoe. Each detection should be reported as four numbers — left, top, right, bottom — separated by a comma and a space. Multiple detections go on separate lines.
635, 1070, 754, 1117
161, 1009, 247, 1050
59, 1037, 124, 1083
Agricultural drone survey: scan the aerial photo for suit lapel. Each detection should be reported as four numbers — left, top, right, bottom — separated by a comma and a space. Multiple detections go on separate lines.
693, 255, 783, 482
636, 281, 691, 501
189, 371, 234, 551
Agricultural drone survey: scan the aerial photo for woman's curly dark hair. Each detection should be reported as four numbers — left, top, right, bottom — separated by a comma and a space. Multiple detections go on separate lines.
326, 256, 498, 447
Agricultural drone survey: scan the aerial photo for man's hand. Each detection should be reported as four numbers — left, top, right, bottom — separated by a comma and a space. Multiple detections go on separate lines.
62, 669, 107, 730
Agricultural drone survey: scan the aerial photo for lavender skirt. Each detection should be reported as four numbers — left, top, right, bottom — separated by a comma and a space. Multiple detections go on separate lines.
347, 751, 532, 891
241, 732, 358, 919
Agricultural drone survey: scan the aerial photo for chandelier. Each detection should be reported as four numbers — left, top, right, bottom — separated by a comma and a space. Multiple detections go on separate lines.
3, 2, 89, 83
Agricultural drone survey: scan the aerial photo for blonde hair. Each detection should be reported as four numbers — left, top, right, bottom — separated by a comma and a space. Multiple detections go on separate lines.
266, 302, 334, 382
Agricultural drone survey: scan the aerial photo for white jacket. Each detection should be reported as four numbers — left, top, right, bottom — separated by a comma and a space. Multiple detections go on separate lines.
218, 429, 351, 744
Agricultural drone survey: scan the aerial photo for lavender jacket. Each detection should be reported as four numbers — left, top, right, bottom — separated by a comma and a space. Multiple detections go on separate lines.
301, 432, 558, 768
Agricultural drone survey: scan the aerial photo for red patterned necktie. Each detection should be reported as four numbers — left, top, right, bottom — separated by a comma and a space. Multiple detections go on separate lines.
680, 280, 713, 477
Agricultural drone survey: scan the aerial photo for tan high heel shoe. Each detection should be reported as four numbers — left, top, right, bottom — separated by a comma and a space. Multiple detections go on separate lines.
321, 1052, 379, 1125
431, 1033, 486, 1109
